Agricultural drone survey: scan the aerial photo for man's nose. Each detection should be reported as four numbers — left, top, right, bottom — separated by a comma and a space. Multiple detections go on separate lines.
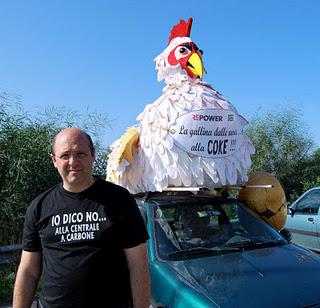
68, 155, 80, 164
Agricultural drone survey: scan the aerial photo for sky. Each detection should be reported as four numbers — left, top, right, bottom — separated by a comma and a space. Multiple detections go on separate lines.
1, 0, 319, 149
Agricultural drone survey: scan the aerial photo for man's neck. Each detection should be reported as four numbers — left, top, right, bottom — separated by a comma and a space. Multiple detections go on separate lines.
63, 176, 96, 193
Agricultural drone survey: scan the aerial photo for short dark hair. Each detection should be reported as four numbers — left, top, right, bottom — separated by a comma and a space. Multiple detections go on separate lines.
83, 132, 95, 152
51, 129, 95, 154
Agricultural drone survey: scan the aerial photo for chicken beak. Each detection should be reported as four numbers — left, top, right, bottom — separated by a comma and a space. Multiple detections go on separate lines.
187, 52, 204, 79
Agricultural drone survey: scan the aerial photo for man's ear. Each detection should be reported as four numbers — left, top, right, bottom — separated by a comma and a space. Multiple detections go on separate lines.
51, 154, 57, 168
91, 149, 96, 161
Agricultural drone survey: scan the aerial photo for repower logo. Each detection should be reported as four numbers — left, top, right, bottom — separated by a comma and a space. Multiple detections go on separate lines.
192, 114, 223, 122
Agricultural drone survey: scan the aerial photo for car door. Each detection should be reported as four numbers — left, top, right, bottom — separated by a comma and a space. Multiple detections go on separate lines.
286, 188, 320, 250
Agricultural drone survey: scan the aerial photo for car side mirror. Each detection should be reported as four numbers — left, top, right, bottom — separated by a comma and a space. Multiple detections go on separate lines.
280, 228, 292, 242
288, 207, 295, 216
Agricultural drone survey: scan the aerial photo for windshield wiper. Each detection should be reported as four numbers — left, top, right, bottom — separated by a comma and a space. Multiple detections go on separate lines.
168, 246, 241, 259
223, 240, 282, 250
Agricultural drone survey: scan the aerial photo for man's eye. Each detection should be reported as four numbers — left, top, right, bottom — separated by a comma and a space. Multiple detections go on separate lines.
60, 154, 70, 160
76, 153, 87, 159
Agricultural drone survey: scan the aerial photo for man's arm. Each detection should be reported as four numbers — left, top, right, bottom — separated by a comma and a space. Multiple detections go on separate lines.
124, 243, 151, 308
13, 250, 42, 308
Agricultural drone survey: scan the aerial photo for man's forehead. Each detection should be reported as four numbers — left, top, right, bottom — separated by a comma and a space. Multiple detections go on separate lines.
53, 133, 90, 151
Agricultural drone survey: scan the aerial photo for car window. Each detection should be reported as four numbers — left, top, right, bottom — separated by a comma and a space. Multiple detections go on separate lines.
154, 199, 285, 260
294, 190, 320, 215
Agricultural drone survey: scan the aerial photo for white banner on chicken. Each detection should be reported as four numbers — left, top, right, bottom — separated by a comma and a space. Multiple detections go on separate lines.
169, 109, 247, 158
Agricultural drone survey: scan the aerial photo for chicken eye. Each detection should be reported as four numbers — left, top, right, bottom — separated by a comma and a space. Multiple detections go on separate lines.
174, 46, 191, 60
179, 47, 187, 54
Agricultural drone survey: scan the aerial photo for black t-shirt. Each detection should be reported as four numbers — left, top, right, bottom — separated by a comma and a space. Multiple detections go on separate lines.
22, 178, 149, 308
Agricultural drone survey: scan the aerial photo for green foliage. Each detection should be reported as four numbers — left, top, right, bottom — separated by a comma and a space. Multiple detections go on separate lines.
301, 149, 320, 191
93, 141, 109, 180
0, 92, 109, 245
0, 263, 17, 303
247, 106, 314, 202
0, 123, 59, 244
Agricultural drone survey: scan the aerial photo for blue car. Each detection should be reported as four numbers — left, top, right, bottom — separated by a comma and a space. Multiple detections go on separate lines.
286, 187, 320, 252
136, 191, 320, 308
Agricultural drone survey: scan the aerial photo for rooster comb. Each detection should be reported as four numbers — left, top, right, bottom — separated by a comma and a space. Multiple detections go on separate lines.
168, 18, 193, 45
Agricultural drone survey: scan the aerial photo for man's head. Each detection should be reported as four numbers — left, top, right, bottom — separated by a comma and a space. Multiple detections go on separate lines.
51, 128, 96, 192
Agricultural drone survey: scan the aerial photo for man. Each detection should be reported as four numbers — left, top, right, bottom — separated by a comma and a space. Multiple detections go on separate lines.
13, 128, 151, 308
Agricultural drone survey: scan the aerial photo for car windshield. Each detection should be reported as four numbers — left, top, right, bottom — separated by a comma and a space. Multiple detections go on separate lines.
154, 197, 286, 260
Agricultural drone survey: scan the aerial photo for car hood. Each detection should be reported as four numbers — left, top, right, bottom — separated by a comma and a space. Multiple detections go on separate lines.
165, 244, 320, 307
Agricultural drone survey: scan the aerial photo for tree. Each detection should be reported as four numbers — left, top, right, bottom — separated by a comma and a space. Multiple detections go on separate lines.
301, 148, 320, 191
0, 92, 109, 245
246, 106, 314, 202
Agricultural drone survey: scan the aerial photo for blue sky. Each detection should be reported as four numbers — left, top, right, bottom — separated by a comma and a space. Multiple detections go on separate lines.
1, 0, 319, 149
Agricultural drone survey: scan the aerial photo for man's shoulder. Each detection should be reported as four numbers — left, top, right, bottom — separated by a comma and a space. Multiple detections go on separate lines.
96, 178, 131, 195
29, 184, 60, 209
94, 178, 136, 209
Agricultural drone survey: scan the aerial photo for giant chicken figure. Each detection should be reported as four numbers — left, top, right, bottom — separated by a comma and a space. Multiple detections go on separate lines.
107, 18, 255, 193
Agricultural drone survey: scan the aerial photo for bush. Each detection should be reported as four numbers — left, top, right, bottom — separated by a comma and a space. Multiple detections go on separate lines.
301, 149, 320, 191
0, 92, 109, 245
247, 106, 314, 202
0, 263, 17, 304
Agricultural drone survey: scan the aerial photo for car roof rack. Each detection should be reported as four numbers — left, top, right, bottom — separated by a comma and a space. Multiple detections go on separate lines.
133, 185, 274, 201
163, 187, 210, 192
134, 187, 222, 201
134, 190, 194, 201
163, 185, 273, 191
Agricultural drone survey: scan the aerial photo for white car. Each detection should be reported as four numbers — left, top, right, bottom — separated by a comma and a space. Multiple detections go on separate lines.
286, 187, 320, 251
